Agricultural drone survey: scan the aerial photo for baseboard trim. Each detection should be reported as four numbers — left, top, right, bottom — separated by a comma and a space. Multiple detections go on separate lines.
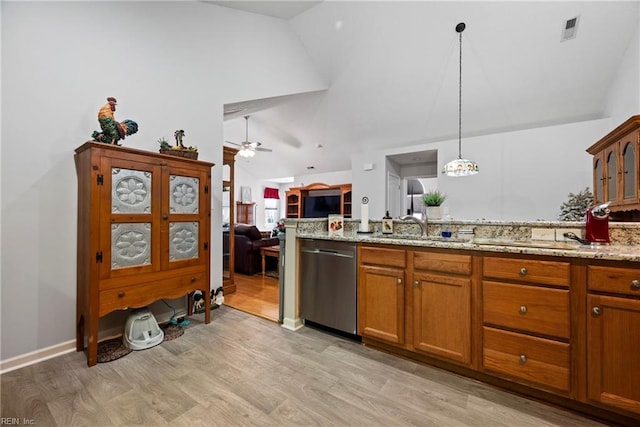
0, 340, 76, 375
281, 317, 303, 331
0, 310, 179, 375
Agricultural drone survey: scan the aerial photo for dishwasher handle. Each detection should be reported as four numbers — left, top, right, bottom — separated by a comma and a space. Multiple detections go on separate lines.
300, 248, 354, 258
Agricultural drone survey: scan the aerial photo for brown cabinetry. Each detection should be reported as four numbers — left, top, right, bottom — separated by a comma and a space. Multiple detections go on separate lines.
358, 246, 406, 345
75, 142, 214, 366
358, 246, 474, 366
285, 182, 352, 218
412, 251, 472, 365
236, 201, 255, 225
481, 255, 571, 393
587, 116, 640, 219
587, 265, 640, 415
355, 242, 640, 422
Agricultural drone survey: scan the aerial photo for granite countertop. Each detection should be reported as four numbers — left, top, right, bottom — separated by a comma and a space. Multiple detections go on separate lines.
295, 232, 640, 263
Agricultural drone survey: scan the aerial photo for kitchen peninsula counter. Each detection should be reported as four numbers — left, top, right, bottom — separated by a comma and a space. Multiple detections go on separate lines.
295, 231, 640, 262
284, 219, 640, 425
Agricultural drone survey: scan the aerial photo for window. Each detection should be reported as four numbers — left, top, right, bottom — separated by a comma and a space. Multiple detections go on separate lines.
264, 198, 278, 231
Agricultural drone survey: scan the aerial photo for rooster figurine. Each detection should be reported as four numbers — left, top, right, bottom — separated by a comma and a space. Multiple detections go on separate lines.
91, 97, 138, 145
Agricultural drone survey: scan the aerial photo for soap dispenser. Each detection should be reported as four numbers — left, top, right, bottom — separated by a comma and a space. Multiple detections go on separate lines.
382, 211, 393, 234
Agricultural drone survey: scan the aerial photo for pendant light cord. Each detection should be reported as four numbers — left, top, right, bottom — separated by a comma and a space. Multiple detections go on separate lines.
458, 27, 463, 160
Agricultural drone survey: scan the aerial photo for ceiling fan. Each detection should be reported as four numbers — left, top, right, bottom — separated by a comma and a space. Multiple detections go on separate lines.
226, 116, 273, 158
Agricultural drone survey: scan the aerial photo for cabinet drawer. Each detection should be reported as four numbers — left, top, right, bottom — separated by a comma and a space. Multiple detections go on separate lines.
483, 281, 570, 339
483, 327, 570, 392
483, 256, 570, 287
360, 246, 405, 268
100, 273, 206, 316
413, 251, 472, 275
588, 265, 640, 297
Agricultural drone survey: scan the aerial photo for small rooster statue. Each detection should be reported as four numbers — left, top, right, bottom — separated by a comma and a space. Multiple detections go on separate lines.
91, 97, 138, 145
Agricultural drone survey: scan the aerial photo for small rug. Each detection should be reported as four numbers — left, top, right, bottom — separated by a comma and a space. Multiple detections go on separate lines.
97, 323, 184, 363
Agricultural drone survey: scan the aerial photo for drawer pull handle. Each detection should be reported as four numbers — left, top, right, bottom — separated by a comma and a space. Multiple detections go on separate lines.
191, 277, 197, 283
413, 280, 419, 288
519, 354, 527, 364
397, 278, 402, 285
632, 280, 640, 289
118, 291, 125, 298
519, 267, 528, 276
592, 306, 601, 316
519, 305, 527, 314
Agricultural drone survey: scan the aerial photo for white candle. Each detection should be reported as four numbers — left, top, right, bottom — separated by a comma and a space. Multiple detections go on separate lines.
360, 201, 369, 232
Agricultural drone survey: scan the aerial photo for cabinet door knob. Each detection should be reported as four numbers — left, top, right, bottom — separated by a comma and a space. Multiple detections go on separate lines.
631, 279, 640, 289
191, 277, 197, 283
396, 278, 402, 285
413, 280, 419, 288
519, 305, 527, 314
162, 214, 169, 220
519, 354, 527, 364
118, 291, 125, 298
592, 306, 601, 316
519, 267, 528, 276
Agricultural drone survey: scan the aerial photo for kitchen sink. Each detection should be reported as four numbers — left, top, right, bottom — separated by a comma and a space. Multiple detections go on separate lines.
370, 234, 580, 250
373, 234, 470, 243
471, 238, 579, 250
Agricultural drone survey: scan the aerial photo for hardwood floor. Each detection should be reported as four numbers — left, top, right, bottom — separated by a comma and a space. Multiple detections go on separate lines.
1, 307, 611, 426
223, 272, 279, 322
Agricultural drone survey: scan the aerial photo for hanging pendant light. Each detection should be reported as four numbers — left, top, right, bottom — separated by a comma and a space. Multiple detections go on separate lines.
443, 22, 479, 177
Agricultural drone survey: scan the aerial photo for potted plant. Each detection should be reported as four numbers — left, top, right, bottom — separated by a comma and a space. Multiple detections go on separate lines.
422, 190, 446, 220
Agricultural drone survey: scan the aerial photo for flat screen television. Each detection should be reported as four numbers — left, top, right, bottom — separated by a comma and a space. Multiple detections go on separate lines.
303, 195, 341, 218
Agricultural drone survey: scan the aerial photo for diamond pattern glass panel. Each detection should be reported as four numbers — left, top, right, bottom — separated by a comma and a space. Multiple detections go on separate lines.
170, 175, 199, 214
111, 223, 151, 269
169, 222, 199, 260
112, 168, 151, 213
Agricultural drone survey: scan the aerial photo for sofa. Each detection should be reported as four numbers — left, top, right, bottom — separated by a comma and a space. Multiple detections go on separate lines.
225, 224, 279, 275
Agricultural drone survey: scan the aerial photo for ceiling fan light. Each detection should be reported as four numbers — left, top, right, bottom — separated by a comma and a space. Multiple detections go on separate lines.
239, 148, 255, 158
442, 158, 479, 177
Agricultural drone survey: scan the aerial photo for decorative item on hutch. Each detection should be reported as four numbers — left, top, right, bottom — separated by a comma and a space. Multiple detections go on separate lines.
91, 97, 138, 145
158, 129, 198, 160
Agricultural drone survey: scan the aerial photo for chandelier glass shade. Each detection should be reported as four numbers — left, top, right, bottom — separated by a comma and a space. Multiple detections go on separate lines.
443, 22, 479, 177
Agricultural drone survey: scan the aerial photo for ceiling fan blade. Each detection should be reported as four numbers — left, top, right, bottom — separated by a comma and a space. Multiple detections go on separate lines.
255, 147, 272, 152
225, 141, 242, 147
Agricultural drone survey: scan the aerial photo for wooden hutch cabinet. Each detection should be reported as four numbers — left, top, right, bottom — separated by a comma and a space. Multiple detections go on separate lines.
75, 142, 214, 366
587, 116, 640, 220
285, 182, 352, 218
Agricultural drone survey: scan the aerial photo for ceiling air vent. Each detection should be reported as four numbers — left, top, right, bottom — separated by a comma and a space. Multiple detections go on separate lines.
561, 16, 579, 42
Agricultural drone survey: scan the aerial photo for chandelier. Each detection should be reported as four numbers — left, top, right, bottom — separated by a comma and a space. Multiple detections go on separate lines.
442, 22, 479, 177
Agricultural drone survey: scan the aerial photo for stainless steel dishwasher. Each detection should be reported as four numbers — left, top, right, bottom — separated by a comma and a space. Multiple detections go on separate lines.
300, 239, 357, 336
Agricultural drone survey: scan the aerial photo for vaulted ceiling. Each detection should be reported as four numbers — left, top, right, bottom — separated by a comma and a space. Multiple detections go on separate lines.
218, 1, 638, 181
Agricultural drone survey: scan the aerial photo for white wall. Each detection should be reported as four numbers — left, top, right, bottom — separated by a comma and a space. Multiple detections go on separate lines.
353, 118, 612, 221
1, 2, 325, 361
603, 11, 640, 126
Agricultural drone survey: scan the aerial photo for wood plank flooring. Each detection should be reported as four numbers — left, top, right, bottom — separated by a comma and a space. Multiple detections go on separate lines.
1, 307, 610, 426
223, 272, 279, 322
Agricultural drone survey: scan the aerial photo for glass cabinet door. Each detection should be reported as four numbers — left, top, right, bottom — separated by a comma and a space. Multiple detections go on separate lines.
622, 141, 637, 202
606, 149, 617, 203
594, 156, 604, 204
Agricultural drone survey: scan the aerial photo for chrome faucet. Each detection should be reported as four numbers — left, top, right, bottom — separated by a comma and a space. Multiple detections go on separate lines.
400, 215, 428, 237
